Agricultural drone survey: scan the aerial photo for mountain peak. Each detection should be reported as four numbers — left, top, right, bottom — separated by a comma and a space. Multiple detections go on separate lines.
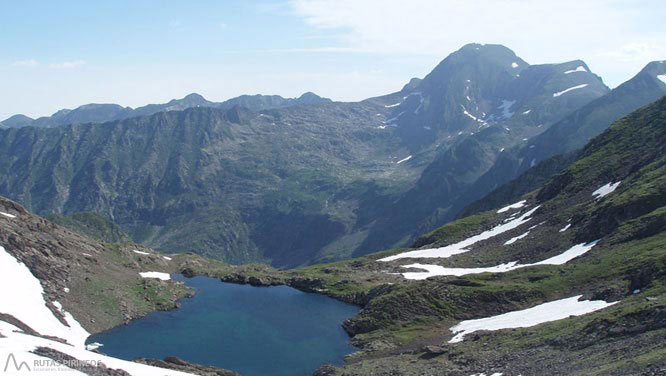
296, 92, 332, 104
638, 60, 666, 81
0, 114, 34, 128
182, 93, 207, 101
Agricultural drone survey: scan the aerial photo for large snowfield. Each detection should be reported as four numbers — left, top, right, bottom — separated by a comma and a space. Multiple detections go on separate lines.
0, 246, 196, 376
449, 295, 617, 343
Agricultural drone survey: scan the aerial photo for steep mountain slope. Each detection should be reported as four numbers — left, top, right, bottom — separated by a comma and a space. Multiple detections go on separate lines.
460, 61, 666, 216
4, 92, 332, 129
46, 212, 132, 243
0, 102, 416, 266
353, 46, 609, 255
244, 96, 666, 375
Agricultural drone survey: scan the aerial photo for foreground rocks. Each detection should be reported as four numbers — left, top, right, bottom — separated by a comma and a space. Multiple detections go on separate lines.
134, 356, 241, 376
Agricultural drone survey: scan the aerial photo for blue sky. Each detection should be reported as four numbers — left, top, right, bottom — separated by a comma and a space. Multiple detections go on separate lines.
2, 0, 665, 118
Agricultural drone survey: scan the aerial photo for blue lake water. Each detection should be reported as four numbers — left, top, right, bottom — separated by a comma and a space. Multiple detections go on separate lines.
86, 275, 359, 376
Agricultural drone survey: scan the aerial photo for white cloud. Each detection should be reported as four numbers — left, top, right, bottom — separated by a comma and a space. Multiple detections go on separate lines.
12, 59, 39, 67
288, 0, 666, 87
49, 60, 87, 69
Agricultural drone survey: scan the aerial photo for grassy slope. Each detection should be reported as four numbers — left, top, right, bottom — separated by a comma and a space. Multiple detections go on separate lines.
46, 212, 131, 243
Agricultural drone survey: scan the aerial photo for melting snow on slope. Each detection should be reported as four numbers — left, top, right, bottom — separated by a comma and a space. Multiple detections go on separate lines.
553, 84, 588, 97
0, 212, 16, 218
139, 272, 171, 281
564, 66, 587, 74
379, 206, 540, 261
0, 246, 195, 375
0, 246, 89, 347
449, 295, 617, 343
132, 250, 150, 255
592, 181, 621, 199
385, 111, 406, 124
559, 224, 572, 232
398, 241, 599, 280
497, 200, 526, 213
461, 105, 487, 125
497, 100, 516, 119
657, 75, 666, 85
504, 231, 530, 245
384, 102, 401, 108
396, 155, 413, 164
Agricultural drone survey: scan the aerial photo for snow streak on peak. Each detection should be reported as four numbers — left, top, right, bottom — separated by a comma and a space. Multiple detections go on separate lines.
396, 155, 413, 164
657, 74, 666, 85
564, 66, 587, 74
497, 100, 516, 120
553, 84, 588, 97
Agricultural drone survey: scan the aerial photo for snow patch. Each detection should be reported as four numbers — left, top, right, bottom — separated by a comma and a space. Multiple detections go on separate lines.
385, 111, 405, 124
511, 62, 519, 68
139, 272, 171, 281
553, 84, 588, 97
497, 100, 516, 119
564, 66, 587, 74
0, 246, 90, 348
658, 75, 666, 84
63, 287, 70, 293
132, 250, 150, 255
396, 155, 413, 164
379, 206, 540, 261
522, 109, 531, 115
398, 241, 599, 280
592, 181, 621, 199
0, 212, 16, 218
559, 224, 572, 233
384, 102, 401, 108
461, 105, 487, 124
497, 200, 527, 213
504, 231, 530, 245
163, 256, 173, 261
449, 295, 616, 343
85, 342, 104, 351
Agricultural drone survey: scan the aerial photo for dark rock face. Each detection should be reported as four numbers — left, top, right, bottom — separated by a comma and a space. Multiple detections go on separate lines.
134, 356, 241, 376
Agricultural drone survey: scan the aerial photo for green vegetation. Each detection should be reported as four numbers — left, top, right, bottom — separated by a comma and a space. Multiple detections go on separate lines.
46, 212, 131, 243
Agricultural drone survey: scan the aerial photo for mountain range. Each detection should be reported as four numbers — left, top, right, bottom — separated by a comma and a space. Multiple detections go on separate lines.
0, 92, 331, 129
0, 44, 664, 268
